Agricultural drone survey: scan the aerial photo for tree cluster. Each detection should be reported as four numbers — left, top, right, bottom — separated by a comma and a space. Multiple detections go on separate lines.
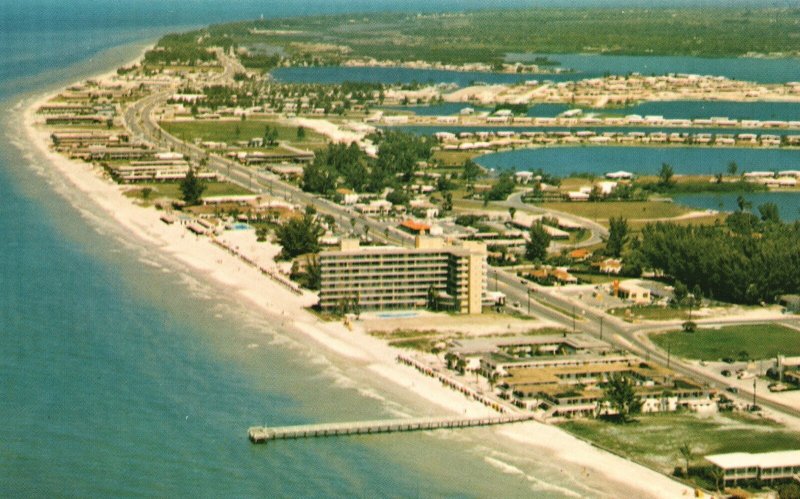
637, 219, 800, 304
275, 209, 324, 259
601, 374, 642, 423
526, 222, 552, 262
302, 132, 434, 195
179, 168, 206, 206
483, 171, 516, 202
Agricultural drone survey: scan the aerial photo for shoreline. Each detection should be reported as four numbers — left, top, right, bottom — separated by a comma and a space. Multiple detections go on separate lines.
19, 54, 694, 498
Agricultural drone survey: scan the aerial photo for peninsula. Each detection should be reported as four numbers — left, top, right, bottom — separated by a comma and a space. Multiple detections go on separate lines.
25, 7, 800, 498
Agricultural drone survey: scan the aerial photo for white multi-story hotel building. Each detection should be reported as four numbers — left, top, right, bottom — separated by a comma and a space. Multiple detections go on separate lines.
319, 237, 487, 314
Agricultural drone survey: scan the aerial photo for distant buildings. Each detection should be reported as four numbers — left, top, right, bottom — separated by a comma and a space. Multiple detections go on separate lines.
318, 237, 487, 314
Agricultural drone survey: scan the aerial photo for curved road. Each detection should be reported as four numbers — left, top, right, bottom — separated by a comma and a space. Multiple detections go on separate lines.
501, 191, 608, 250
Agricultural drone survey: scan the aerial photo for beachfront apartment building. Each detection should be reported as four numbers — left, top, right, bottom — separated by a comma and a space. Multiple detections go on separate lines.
318, 237, 487, 314
705, 451, 800, 486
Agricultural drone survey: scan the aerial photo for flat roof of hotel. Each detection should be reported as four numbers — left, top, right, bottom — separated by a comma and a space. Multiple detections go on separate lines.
706, 450, 800, 470
450, 333, 609, 355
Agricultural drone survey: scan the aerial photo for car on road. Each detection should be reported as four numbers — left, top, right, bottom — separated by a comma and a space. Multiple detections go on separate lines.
721, 369, 732, 377
726, 386, 738, 394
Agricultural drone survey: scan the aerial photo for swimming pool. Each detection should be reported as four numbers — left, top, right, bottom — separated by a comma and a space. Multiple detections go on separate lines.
375, 311, 420, 319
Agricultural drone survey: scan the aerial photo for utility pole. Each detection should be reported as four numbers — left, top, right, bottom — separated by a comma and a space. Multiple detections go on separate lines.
667, 343, 671, 369
599, 316, 604, 340
572, 304, 576, 332
752, 378, 757, 410
527, 288, 531, 314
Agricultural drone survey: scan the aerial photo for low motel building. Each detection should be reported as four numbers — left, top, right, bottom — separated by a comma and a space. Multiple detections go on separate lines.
318, 237, 487, 314
705, 450, 800, 486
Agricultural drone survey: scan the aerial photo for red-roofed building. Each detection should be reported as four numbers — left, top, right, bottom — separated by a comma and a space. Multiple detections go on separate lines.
400, 219, 431, 235
569, 248, 592, 261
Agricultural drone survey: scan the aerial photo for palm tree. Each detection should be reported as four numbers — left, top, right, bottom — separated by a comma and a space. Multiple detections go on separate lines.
710, 467, 725, 492
736, 195, 751, 212
679, 442, 693, 477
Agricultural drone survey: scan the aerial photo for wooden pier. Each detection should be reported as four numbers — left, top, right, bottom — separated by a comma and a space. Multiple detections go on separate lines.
248, 414, 536, 444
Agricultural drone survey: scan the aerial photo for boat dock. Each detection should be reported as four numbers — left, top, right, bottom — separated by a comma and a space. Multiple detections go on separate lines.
248, 414, 536, 444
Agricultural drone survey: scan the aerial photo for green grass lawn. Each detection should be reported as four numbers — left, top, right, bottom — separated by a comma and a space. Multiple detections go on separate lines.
159, 120, 325, 148
560, 412, 800, 477
432, 150, 481, 167
572, 272, 618, 285
123, 181, 253, 201
651, 323, 800, 361
628, 214, 727, 231
539, 201, 690, 223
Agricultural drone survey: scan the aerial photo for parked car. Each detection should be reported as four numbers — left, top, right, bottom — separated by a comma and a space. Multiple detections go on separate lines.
726, 386, 738, 394
721, 369, 732, 377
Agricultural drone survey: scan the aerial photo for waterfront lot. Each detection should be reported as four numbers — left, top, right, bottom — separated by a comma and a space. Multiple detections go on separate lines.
651, 323, 800, 361
560, 412, 800, 476
539, 201, 690, 223
123, 181, 253, 201
160, 120, 325, 149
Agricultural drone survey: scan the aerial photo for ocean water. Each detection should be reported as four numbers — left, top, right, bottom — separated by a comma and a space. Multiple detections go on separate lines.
0, 2, 623, 498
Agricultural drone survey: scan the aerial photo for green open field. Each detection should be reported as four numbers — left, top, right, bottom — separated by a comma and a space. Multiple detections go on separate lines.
539, 201, 691, 223
651, 323, 800, 361
159, 120, 326, 149
123, 181, 253, 201
628, 214, 727, 231
432, 150, 482, 167
572, 272, 619, 285
560, 412, 800, 478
